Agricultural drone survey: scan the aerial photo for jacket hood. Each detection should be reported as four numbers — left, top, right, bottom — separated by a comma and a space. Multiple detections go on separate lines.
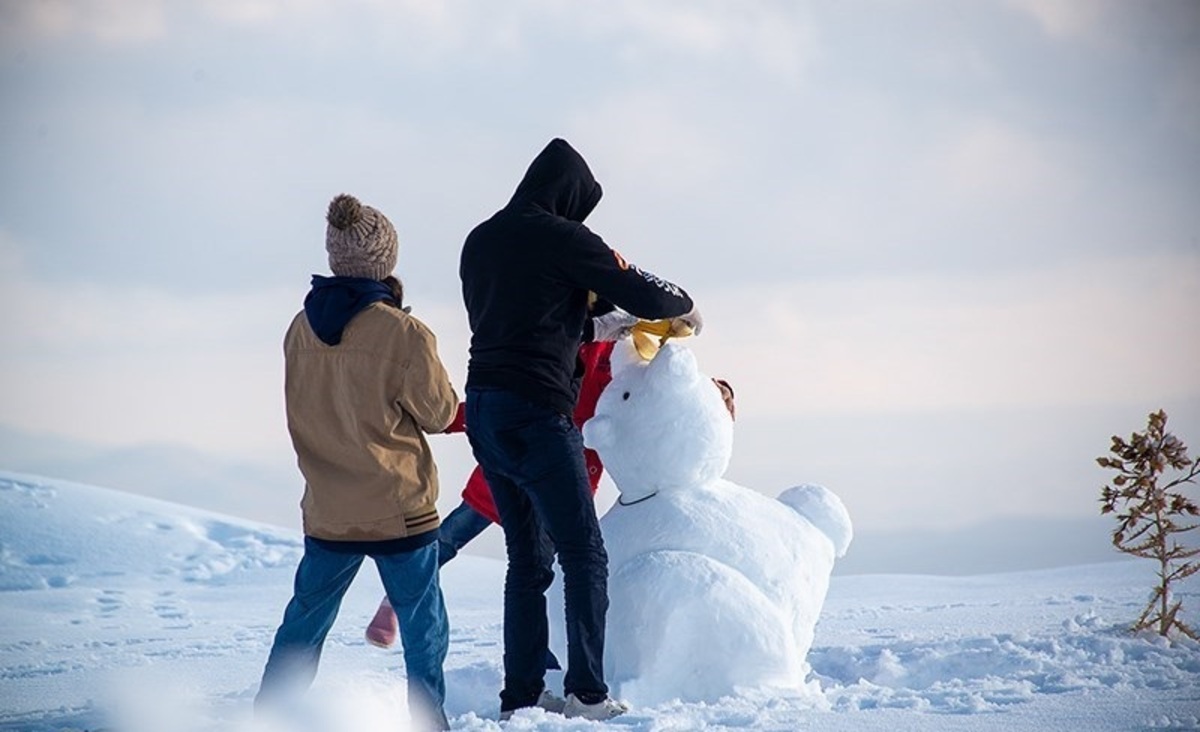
303, 275, 395, 346
506, 138, 603, 223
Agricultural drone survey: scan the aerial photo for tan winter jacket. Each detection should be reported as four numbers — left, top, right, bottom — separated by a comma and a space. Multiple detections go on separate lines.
283, 302, 459, 541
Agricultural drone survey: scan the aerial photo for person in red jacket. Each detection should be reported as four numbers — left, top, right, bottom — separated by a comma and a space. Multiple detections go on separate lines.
365, 339, 616, 649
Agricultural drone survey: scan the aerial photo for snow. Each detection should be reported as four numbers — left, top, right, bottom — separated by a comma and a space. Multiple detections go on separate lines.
3, 466, 1200, 731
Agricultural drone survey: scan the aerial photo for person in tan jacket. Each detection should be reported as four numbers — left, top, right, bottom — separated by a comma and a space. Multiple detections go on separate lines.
255, 193, 458, 732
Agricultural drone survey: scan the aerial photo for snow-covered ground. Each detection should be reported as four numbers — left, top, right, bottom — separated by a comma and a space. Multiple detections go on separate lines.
1, 470, 1198, 731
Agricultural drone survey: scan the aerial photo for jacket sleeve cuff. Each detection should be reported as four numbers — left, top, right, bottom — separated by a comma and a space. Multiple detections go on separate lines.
443, 402, 467, 433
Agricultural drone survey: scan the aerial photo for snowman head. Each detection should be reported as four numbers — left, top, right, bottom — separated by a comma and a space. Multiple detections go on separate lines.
583, 341, 733, 501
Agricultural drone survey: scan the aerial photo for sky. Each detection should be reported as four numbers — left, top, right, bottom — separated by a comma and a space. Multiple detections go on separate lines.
1, 0, 1198, 571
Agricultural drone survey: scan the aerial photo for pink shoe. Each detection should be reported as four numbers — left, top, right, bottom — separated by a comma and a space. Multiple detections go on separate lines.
365, 598, 398, 648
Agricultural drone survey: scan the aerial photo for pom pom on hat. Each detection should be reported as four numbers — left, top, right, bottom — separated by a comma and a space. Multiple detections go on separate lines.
325, 193, 398, 280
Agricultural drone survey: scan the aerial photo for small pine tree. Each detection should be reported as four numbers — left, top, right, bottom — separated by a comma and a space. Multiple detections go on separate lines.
1097, 409, 1200, 639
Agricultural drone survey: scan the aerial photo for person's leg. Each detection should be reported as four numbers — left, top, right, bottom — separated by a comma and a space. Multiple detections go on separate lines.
367, 499, 494, 649
375, 543, 450, 732
256, 538, 363, 707
491, 469, 558, 710
466, 389, 558, 713
365, 595, 398, 648
437, 499, 493, 567
503, 412, 608, 701
466, 388, 608, 703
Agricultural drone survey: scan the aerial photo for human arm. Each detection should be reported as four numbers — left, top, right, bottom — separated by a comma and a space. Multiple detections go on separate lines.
559, 227, 700, 329
587, 308, 640, 342
442, 402, 467, 434
397, 319, 460, 434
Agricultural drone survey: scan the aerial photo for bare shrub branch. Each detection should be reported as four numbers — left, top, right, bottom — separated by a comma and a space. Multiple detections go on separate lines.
1097, 409, 1200, 639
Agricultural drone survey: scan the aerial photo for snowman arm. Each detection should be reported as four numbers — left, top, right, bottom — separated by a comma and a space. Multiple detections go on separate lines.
777, 484, 854, 558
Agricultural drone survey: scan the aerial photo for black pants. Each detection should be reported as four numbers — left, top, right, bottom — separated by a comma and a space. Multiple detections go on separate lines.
465, 387, 609, 711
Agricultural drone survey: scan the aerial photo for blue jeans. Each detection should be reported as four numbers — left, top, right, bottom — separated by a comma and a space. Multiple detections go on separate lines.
465, 387, 609, 711
256, 537, 449, 730
437, 501, 493, 566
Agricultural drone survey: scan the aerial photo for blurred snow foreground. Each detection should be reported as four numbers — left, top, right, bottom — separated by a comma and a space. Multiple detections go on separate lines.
548, 341, 854, 706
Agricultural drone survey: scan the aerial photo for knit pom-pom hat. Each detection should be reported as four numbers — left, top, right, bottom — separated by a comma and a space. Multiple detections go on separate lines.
325, 193, 398, 280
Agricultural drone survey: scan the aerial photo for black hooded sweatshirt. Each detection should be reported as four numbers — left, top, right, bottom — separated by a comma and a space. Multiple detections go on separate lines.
460, 138, 694, 415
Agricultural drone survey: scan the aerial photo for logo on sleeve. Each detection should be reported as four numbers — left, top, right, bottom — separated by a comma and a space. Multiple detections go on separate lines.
612, 249, 630, 270
632, 265, 683, 298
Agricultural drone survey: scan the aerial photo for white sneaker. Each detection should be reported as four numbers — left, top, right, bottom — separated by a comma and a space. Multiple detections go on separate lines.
499, 689, 567, 720
563, 693, 630, 721
537, 688, 567, 713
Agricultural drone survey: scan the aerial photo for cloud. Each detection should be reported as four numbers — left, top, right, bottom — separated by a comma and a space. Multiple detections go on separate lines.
575, 0, 816, 80
0, 0, 167, 45
1005, 0, 1110, 42
0, 232, 298, 456
0, 227, 474, 460
3, 0, 816, 81
1005, 0, 1200, 58
933, 121, 1081, 204
0, 234, 292, 353
568, 91, 734, 195
199, 0, 333, 27
196, 0, 519, 62
687, 252, 1200, 418
0, 0, 518, 63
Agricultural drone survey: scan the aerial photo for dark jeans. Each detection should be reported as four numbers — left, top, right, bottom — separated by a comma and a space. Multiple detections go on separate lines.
465, 387, 609, 711
436, 499, 563, 671
437, 501, 493, 566
256, 537, 449, 731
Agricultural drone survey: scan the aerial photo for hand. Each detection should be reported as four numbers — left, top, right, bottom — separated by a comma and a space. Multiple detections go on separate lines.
592, 309, 639, 341
676, 305, 703, 336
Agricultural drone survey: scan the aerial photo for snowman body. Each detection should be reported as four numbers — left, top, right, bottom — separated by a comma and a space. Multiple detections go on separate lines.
553, 342, 852, 705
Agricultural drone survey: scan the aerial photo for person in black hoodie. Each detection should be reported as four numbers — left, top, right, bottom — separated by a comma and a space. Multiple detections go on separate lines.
459, 138, 701, 721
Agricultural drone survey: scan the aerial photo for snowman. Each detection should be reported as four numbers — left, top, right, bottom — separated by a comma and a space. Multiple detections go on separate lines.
550, 339, 852, 707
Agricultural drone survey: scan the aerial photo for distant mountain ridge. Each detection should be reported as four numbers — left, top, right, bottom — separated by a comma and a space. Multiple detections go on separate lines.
0, 424, 301, 528
832, 514, 1120, 576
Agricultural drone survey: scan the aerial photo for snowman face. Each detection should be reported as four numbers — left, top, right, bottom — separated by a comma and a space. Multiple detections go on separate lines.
583, 342, 733, 497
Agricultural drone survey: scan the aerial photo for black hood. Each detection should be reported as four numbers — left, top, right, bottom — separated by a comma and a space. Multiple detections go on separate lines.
506, 138, 603, 223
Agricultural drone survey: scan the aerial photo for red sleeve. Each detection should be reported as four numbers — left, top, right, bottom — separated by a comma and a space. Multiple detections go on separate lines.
459, 465, 500, 524
442, 402, 467, 434
573, 341, 614, 428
